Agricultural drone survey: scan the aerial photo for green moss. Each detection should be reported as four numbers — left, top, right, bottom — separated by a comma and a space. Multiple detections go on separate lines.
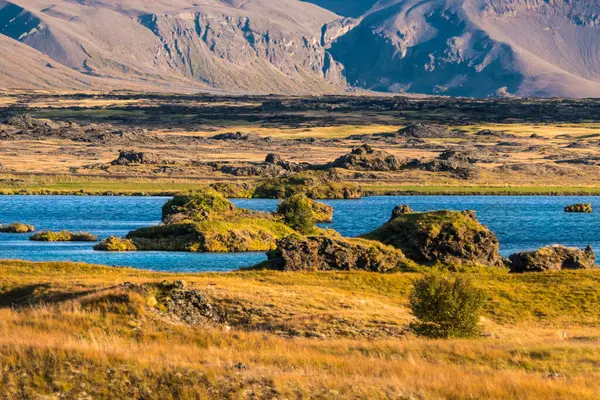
363, 210, 503, 267
94, 237, 137, 252
162, 189, 234, 222
0, 223, 35, 233
253, 172, 362, 199
128, 217, 296, 253
30, 231, 98, 242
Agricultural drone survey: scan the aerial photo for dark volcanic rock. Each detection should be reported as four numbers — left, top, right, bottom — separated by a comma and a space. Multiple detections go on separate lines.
475, 129, 516, 138
329, 144, 404, 171
363, 210, 505, 267
111, 150, 161, 165
266, 234, 415, 273
509, 245, 596, 273
387, 123, 463, 139
408, 159, 479, 180
391, 205, 413, 219
265, 153, 306, 172
211, 132, 261, 141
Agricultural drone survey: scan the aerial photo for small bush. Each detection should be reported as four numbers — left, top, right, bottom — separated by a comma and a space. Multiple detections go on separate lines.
30, 231, 97, 242
162, 189, 234, 222
409, 273, 486, 339
0, 223, 35, 233
277, 193, 316, 234
94, 236, 137, 252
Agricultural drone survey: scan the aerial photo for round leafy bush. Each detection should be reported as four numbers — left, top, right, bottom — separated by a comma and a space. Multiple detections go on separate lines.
409, 273, 486, 339
277, 193, 316, 234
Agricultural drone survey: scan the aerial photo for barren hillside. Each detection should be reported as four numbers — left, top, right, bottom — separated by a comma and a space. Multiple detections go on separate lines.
2, 0, 600, 97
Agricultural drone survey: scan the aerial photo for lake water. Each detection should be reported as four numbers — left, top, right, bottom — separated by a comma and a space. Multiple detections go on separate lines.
1, 195, 600, 272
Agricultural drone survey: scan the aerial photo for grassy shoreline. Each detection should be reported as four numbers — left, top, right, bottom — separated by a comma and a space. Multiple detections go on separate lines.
3, 182, 600, 197
1, 260, 600, 398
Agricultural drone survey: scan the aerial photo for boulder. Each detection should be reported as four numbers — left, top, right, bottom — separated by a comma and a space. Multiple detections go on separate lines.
111, 150, 161, 165
94, 236, 137, 252
210, 132, 261, 141
509, 245, 596, 273
407, 159, 479, 180
362, 210, 504, 267
383, 123, 463, 139
0, 223, 34, 233
391, 205, 413, 219
265, 153, 306, 172
328, 144, 404, 171
266, 234, 416, 273
565, 203, 592, 213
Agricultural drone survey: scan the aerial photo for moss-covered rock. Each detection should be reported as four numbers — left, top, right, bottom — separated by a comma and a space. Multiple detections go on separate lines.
328, 144, 404, 171
254, 171, 361, 199
94, 236, 137, 252
0, 223, 34, 233
362, 210, 504, 267
565, 203, 592, 213
310, 200, 334, 223
127, 218, 295, 252
265, 234, 418, 272
162, 189, 234, 223
125, 189, 297, 253
509, 245, 596, 273
30, 231, 97, 242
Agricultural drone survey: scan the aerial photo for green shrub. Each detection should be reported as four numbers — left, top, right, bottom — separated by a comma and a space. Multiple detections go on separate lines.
276, 194, 316, 234
162, 189, 234, 222
30, 231, 97, 242
409, 273, 486, 339
94, 236, 137, 252
0, 223, 35, 233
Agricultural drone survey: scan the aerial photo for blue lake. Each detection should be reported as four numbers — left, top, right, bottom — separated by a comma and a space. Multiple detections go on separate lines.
1, 195, 600, 272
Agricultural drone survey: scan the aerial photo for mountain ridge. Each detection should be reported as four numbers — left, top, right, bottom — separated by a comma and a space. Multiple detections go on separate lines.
2, 0, 600, 97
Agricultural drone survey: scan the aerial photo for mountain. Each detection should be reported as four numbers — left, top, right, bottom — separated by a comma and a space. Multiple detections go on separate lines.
0, 0, 346, 93
2, 0, 600, 97
325, 0, 600, 97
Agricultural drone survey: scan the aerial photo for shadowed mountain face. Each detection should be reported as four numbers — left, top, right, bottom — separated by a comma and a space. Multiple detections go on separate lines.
2, 0, 600, 97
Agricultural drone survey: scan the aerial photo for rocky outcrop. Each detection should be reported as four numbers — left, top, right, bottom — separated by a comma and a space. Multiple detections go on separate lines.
328, 144, 404, 171
265, 154, 306, 173
408, 159, 479, 180
254, 172, 362, 199
122, 189, 296, 252
363, 210, 505, 267
266, 234, 416, 273
94, 237, 137, 252
0, 223, 34, 233
509, 245, 596, 273
376, 123, 462, 139
210, 132, 262, 141
111, 150, 161, 165
391, 205, 414, 219
30, 231, 97, 242
565, 203, 593, 213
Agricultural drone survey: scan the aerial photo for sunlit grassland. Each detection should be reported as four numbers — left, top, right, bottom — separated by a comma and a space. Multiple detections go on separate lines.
458, 123, 600, 138
0, 260, 600, 398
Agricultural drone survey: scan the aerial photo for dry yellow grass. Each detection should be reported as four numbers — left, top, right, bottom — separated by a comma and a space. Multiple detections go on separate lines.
0, 260, 599, 398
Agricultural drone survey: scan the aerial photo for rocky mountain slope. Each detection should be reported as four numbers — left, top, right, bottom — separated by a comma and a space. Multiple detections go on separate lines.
326, 0, 600, 97
2, 0, 600, 97
0, 0, 346, 93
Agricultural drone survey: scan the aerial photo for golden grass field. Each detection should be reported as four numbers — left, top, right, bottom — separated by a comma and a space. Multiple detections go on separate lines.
1, 260, 600, 399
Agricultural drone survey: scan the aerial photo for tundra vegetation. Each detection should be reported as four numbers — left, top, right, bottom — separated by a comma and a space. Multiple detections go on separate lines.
30, 231, 98, 242
5, 93, 600, 197
1, 260, 600, 399
0, 223, 34, 233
